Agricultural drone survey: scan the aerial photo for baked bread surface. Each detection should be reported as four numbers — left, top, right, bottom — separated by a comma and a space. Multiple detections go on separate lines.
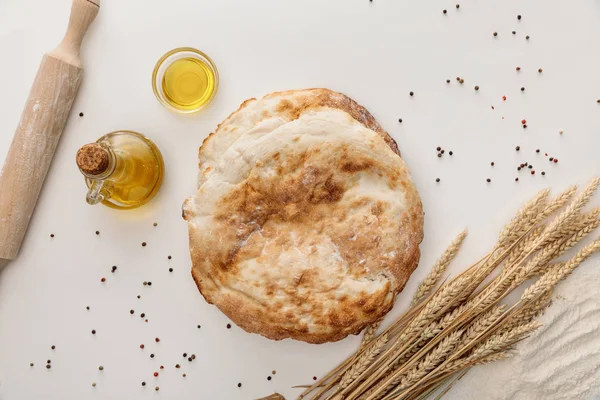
183, 88, 424, 343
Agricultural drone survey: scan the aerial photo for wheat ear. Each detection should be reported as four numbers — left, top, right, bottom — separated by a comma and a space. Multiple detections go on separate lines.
411, 230, 468, 306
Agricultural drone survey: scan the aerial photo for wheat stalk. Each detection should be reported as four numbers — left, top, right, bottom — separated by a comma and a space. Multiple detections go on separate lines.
340, 334, 389, 389
299, 179, 600, 400
361, 318, 384, 348
411, 230, 468, 306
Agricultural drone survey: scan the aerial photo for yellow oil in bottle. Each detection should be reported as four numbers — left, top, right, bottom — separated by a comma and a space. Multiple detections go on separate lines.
161, 57, 216, 111
77, 131, 164, 210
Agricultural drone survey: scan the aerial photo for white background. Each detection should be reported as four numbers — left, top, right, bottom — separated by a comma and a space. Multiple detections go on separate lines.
0, 0, 599, 399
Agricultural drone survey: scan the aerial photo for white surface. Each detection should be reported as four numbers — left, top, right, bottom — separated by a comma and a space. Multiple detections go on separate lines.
0, 0, 598, 399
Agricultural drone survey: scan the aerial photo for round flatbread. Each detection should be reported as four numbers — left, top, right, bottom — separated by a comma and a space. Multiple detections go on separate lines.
183, 88, 424, 343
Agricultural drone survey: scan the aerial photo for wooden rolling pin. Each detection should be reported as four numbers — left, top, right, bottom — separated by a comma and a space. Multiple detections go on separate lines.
0, 0, 100, 262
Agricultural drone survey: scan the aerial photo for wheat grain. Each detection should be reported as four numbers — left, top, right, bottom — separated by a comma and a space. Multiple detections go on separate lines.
497, 189, 550, 249
361, 318, 384, 349
535, 178, 600, 250
411, 230, 468, 306
340, 334, 389, 389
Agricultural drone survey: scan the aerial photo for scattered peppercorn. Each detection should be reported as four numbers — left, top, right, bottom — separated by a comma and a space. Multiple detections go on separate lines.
176, 364, 181, 369
516, 146, 520, 151
517, 167, 521, 171
147, 282, 152, 286
538, 68, 543, 73
142, 382, 146, 386
446, 79, 450, 83
188, 357, 192, 362
111, 266, 117, 272
197, 325, 201, 329
46, 364, 51, 369
491, 162, 495, 166
523, 124, 527, 129
92, 330, 96, 334
100, 278, 105, 283
486, 178, 491, 183
409, 91, 414, 96
51, 345, 55, 350
515, 177, 519, 182
456, 4, 460, 8
140, 344, 145, 349
516, 66, 521, 71
92, 382, 96, 387
50, 234, 54, 238
449, 151, 453, 155
435, 178, 440, 183
30, 363, 34, 367
553, 159, 558, 163
272, 370, 276, 375
474, 85, 479, 91
459, 78, 464, 84
79, 112, 84, 117
98, 366, 104, 371
238, 383, 242, 388
441, 150, 445, 154
95, 231, 99, 235
437, 153, 442, 158
168, 255, 172, 260
155, 387, 160, 392
227, 324, 232, 329
313, 376, 318, 380
169, 268, 173, 272
521, 87, 525, 91
517, 15, 522, 20
526, 35, 530, 40
536, 149, 540, 153
493, 32, 498, 37
155, 338, 160, 343
267, 376, 272, 381
443, 9, 447, 14
549, 157, 554, 161
143, 281, 147, 286
183, 353, 187, 357
183, 374, 187, 378
398, 118, 403, 123
130, 309, 134, 315
140, 313, 145, 318
542, 171, 546, 175
86, 306, 90, 310
559, 130, 564, 134
142, 242, 147, 247
154, 372, 159, 377
456, 77, 460, 81
47, 359, 51, 364
191, 354, 196, 360
512, 31, 516, 35
531, 171, 535, 175
150, 354, 155, 358
160, 365, 164, 370
137, 295, 141, 299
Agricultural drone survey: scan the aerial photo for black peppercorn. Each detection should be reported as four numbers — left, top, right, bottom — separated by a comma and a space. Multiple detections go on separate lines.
409, 91, 414, 96
435, 178, 440, 183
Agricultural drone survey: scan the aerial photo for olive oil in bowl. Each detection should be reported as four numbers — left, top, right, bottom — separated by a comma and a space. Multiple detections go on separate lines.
152, 48, 219, 114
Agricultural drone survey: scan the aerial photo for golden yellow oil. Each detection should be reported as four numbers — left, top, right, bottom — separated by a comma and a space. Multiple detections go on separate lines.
85, 132, 164, 209
161, 57, 216, 111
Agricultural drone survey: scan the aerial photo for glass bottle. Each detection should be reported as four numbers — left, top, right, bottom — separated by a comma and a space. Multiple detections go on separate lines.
76, 130, 164, 209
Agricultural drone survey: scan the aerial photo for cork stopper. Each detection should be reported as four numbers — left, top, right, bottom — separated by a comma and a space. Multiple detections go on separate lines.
76, 143, 110, 176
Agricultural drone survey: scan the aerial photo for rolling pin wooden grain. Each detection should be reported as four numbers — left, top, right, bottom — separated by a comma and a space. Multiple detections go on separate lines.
0, 0, 100, 261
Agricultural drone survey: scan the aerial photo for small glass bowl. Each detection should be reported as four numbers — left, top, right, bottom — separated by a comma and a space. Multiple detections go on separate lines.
151, 47, 219, 114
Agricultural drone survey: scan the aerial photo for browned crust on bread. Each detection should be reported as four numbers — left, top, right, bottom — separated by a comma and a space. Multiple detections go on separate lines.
186, 89, 423, 344
198, 89, 400, 163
